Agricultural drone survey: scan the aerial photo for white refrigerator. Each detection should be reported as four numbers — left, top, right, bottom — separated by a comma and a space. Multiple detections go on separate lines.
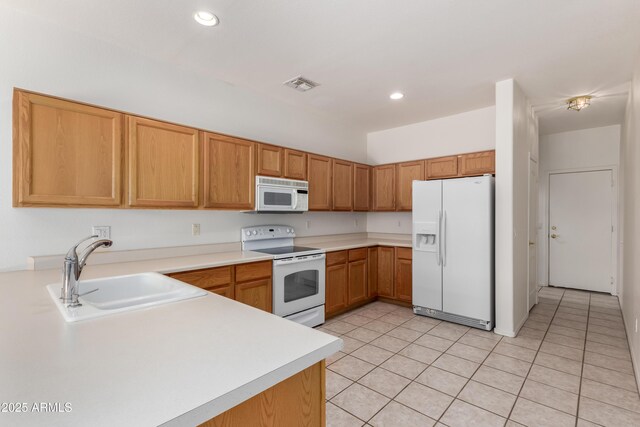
412, 175, 494, 330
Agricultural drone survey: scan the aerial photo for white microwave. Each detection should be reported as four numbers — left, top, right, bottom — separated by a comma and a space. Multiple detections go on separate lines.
254, 176, 308, 213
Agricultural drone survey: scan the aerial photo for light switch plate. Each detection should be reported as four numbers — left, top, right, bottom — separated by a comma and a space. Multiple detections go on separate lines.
192, 224, 201, 236
92, 226, 111, 240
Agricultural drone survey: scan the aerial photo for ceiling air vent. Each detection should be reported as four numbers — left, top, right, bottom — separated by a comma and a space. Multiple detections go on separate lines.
283, 76, 320, 92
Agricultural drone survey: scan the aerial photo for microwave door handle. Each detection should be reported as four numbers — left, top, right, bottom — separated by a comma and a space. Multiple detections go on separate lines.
292, 190, 298, 209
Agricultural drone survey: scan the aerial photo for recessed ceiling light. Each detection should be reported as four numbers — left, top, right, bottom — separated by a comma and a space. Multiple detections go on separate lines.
194, 11, 219, 27
390, 92, 404, 100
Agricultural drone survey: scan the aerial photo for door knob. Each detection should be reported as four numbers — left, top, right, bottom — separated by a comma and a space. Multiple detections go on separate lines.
551, 226, 557, 230
550, 234, 558, 239
529, 241, 535, 246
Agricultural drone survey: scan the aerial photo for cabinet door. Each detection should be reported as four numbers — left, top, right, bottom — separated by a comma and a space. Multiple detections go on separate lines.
326, 264, 348, 316
332, 159, 353, 211
283, 149, 307, 180
257, 144, 283, 177
372, 165, 396, 211
377, 247, 395, 298
395, 248, 413, 302
202, 133, 255, 209
235, 278, 272, 312
127, 116, 199, 208
166, 266, 234, 299
396, 161, 425, 211
348, 260, 367, 306
367, 247, 378, 298
13, 90, 123, 207
307, 154, 332, 210
426, 156, 458, 179
353, 164, 371, 211
459, 150, 495, 176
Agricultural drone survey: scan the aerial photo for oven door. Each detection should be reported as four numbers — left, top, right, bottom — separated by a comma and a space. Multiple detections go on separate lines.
273, 254, 326, 317
257, 185, 297, 211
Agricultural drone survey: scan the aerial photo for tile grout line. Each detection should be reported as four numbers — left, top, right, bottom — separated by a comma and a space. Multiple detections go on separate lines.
504, 287, 565, 423
573, 291, 591, 426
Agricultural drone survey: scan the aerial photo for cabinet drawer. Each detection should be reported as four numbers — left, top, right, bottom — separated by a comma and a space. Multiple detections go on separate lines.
235, 261, 272, 283
326, 251, 348, 266
396, 247, 412, 260
348, 248, 367, 262
168, 266, 232, 289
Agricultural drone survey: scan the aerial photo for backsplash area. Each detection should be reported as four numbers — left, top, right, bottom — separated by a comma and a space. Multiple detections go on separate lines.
2, 210, 366, 272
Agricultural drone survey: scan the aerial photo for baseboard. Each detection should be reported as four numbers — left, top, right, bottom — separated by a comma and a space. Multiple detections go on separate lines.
494, 313, 528, 338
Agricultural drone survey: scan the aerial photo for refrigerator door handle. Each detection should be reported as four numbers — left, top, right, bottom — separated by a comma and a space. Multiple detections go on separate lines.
436, 210, 442, 266
442, 210, 447, 266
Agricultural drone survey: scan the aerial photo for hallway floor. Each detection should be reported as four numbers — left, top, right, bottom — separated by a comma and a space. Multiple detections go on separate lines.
318, 288, 640, 426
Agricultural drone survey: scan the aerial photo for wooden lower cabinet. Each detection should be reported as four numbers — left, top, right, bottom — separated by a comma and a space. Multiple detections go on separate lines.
377, 247, 395, 298
367, 247, 378, 298
326, 263, 348, 316
200, 361, 325, 427
395, 248, 412, 302
235, 278, 272, 313
348, 259, 367, 305
166, 261, 271, 313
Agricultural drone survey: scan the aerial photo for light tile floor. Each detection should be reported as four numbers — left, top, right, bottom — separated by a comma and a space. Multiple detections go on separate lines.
317, 287, 640, 427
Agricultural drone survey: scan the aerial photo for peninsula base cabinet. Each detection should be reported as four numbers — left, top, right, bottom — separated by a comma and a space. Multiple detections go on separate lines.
199, 361, 325, 427
167, 260, 272, 312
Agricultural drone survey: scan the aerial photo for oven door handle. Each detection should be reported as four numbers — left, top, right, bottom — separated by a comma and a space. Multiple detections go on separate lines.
274, 254, 326, 266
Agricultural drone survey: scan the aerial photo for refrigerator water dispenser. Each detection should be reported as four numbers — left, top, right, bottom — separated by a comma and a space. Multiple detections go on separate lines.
413, 221, 438, 252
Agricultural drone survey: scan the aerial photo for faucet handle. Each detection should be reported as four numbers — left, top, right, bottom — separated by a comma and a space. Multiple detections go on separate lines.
65, 235, 99, 260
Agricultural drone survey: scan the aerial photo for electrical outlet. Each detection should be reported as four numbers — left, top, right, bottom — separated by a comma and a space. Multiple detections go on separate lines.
192, 223, 201, 236
306, 220, 311, 229
397, 221, 402, 227
355, 219, 358, 227
92, 226, 111, 239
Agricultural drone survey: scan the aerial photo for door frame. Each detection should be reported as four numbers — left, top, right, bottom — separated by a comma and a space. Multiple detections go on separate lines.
528, 155, 538, 309
545, 165, 619, 295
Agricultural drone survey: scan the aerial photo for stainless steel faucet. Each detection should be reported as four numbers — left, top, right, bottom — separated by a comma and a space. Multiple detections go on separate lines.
61, 235, 113, 307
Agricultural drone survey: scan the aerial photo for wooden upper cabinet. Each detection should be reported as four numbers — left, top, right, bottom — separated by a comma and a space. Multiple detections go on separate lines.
396, 161, 425, 211
426, 156, 458, 179
126, 116, 199, 208
13, 90, 123, 207
353, 164, 371, 211
377, 247, 395, 298
459, 150, 495, 176
332, 159, 353, 211
257, 144, 283, 177
202, 133, 255, 209
307, 154, 332, 210
372, 164, 396, 211
283, 149, 307, 180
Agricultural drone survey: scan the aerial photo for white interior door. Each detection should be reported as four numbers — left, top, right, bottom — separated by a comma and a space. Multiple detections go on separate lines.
528, 158, 538, 309
548, 170, 613, 292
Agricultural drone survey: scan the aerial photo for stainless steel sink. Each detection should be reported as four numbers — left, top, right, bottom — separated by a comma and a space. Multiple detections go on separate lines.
47, 272, 207, 322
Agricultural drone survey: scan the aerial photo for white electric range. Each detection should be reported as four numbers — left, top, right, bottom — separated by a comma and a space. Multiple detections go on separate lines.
241, 225, 325, 327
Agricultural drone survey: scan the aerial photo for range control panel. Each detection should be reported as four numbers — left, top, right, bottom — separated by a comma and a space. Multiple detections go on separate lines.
241, 225, 296, 242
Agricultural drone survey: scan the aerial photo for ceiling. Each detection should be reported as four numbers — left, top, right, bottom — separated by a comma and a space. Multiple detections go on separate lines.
5, 0, 640, 132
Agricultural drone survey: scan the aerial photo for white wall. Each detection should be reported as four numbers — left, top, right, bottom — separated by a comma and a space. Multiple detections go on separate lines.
367, 106, 496, 164
0, 5, 368, 272
537, 125, 621, 287
365, 106, 496, 234
495, 79, 538, 337
620, 51, 640, 389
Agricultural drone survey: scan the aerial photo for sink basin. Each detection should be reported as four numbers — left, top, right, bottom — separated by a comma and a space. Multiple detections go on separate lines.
46, 272, 207, 322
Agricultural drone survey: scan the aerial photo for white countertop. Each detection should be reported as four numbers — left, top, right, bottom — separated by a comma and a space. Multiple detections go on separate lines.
0, 236, 409, 426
